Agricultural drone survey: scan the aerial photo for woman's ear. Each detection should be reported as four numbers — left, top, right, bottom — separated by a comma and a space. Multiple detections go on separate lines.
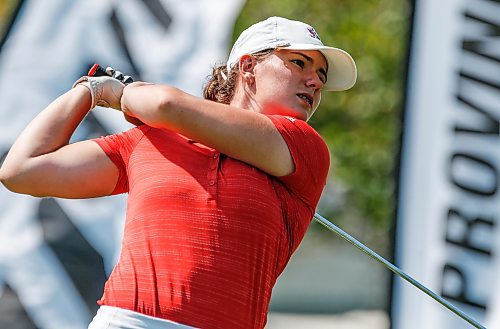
238, 54, 256, 84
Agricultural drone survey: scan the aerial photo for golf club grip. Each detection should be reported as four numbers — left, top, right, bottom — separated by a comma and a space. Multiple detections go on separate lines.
88, 63, 134, 84
88, 63, 108, 77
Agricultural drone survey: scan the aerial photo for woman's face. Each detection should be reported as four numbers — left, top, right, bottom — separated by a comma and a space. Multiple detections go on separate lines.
252, 49, 328, 121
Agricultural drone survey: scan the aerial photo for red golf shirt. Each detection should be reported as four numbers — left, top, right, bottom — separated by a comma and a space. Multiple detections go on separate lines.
93, 115, 330, 328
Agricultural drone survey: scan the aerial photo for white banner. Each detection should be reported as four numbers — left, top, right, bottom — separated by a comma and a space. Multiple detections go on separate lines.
0, 1, 244, 328
393, 0, 500, 328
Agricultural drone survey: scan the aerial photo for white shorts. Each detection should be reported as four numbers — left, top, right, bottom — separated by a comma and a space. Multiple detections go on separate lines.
88, 305, 198, 329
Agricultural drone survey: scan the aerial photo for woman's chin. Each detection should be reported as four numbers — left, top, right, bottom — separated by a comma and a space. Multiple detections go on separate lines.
261, 102, 308, 120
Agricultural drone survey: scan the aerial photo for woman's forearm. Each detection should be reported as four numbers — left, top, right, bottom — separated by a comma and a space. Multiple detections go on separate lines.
0, 85, 92, 179
120, 83, 294, 177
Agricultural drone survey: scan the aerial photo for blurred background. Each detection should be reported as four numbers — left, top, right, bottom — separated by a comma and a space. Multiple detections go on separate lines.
0, 0, 498, 328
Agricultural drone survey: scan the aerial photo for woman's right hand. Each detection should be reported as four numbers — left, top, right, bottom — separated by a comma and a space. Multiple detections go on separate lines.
120, 81, 153, 126
123, 112, 144, 126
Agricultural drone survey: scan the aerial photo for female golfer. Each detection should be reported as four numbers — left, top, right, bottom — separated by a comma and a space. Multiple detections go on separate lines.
0, 16, 356, 329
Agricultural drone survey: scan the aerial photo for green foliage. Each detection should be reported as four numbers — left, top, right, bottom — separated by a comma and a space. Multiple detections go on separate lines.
0, 0, 18, 37
236, 0, 411, 229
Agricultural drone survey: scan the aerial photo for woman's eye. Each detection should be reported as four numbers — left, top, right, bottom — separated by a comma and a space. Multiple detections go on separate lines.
291, 59, 305, 68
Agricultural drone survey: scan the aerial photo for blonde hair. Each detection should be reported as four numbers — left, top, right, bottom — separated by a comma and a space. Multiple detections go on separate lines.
203, 65, 239, 104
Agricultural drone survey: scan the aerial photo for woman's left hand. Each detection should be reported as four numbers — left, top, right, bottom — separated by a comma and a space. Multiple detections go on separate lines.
72, 75, 125, 110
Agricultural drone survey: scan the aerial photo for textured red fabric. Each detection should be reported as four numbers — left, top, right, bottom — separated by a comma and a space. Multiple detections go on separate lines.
92, 115, 330, 329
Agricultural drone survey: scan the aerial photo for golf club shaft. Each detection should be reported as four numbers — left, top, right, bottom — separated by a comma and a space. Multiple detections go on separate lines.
313, 212, 485, 329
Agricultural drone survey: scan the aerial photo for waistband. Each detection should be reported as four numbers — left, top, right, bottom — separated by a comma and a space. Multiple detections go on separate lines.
88, 305, 197, 329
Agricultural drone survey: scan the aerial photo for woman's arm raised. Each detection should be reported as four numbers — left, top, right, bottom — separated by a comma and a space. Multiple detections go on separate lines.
121, 83, 295, 177
0, 85, 119, 198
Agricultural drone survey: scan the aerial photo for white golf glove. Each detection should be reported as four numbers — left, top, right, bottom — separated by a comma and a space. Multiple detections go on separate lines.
73, 75, 125, 110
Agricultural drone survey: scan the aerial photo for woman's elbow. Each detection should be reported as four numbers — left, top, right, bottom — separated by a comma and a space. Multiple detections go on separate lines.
0, 167, 21, 193
0, 167, 37, 196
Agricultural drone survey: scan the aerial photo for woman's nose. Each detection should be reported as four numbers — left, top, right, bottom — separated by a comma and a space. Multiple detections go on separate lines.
305, 71, 324, 90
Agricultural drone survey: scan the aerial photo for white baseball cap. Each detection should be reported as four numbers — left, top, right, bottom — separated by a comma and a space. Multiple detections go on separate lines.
227, 16, 357, 91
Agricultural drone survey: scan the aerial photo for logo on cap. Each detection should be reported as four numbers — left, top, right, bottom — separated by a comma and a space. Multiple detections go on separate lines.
307, 27, 321, 41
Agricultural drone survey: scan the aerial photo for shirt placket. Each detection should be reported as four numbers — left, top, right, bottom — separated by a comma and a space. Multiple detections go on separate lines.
207, 151, 220, 202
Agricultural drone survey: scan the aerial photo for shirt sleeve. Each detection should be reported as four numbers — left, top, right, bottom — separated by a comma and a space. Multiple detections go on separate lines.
92, 125, 152, 195
267, 115, 331, 211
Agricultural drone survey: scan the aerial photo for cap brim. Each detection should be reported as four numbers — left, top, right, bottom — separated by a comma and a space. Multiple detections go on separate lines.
279, 44, 357, 91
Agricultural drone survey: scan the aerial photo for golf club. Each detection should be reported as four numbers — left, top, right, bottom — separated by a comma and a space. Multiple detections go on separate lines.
313, 212, 486, 329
